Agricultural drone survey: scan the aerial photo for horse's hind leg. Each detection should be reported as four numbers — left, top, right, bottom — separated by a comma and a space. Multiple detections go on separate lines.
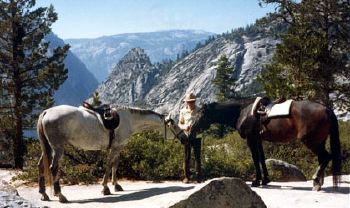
111, 148, 123, 192
305, 141, 331, 191
50, 148, 68, 203
38, 154, 50, 201
101, 148, 117, 195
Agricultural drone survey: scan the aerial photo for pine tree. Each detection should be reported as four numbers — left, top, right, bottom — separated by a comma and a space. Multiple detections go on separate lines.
212, 55, 237, 102
258, 0, 350, 109
0, 0, 69, 168
92, 92, 102, 107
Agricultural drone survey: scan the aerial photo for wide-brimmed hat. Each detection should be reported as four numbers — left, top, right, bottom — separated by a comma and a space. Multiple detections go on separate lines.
184, 93, 196, 102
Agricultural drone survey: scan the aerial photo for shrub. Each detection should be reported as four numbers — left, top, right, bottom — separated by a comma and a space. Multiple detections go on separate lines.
118, 131, 183, 180
201, 132, 254, 180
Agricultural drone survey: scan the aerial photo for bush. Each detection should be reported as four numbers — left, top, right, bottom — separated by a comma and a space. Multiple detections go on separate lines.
118, 131, 183, 180
201, 132, 254, 180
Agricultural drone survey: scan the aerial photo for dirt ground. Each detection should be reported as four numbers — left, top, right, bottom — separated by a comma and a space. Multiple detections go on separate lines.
1, 169, 349, 208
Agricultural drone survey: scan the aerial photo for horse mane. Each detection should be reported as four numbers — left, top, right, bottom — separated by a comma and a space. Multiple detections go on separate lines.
114, 105, 164, 118
204, 98, 255, 110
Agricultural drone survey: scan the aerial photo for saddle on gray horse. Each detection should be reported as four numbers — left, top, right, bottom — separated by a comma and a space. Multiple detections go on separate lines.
82, 102, 120, 149
83, 102, 119, 130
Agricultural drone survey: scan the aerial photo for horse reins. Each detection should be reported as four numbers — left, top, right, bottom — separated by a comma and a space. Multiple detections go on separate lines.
164, 119, 184, 140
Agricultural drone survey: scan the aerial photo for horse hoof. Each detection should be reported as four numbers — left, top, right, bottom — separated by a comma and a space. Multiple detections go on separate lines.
312, 185, 321, 191
251, 180, 261, 187
102, 186, 111, 195
114, 184, 123, 192
58, 194, 68, 203
182, 178, 190, 184
262, 178, 271, 185
41, 193, 50, 201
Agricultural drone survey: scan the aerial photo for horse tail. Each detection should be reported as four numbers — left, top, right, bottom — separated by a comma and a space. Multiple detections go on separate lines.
37, 111, 53, 187
327, 108, 341, 188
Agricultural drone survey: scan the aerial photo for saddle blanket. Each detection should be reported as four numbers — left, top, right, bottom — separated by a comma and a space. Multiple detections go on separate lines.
266, 99, 293, 118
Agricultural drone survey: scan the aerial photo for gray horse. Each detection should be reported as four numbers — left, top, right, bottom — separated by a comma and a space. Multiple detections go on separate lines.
37, 105, 184, 203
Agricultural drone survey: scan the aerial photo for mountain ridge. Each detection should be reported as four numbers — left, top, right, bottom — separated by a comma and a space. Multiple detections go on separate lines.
65, 30, 215, 82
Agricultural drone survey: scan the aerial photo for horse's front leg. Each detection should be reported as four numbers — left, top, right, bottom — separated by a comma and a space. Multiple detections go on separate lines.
247, 136, 262, 187
101, 148, 117, 195
257, 139, 270, 185
111, 148, 123, 192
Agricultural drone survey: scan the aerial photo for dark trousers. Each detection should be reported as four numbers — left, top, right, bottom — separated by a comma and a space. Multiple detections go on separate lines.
183, 137, 202, 181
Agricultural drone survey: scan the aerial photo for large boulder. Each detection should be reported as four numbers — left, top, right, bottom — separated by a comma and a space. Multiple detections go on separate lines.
169, 177, 266, 208
266, 158, 307, 182
0, 180, 38, 208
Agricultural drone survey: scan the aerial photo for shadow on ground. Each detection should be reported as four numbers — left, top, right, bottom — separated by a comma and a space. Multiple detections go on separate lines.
71, 186, 195, 204
250, 183, 350, 194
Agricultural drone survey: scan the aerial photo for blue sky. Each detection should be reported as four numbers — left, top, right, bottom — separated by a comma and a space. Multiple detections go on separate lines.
37, 0, 276, 39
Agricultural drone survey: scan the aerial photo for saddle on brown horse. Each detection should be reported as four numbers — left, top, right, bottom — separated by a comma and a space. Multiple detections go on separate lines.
82, 102, 120, 148
252, 97, 290, 134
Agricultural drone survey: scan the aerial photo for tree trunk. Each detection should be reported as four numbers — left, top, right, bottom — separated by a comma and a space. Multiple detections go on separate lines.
11, 6, 24, 169
13, 106, 24, 169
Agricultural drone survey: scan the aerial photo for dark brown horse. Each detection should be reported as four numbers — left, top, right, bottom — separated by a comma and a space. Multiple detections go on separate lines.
190, 98, 341, 191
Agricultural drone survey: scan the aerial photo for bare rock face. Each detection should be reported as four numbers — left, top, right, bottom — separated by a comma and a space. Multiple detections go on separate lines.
266, 158, 307, 182
169, 177, 266, 208
96, 35, 278, 116
96, 47, 161, 106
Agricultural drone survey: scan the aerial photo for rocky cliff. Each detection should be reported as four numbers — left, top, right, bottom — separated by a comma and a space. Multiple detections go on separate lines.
96, 32, 279, 116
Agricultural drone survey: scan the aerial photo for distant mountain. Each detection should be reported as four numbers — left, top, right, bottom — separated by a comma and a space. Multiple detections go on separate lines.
46, 34, 99, 106
96, 48, 161, 106
96, 34, 278, 115
65, 30, 214, 82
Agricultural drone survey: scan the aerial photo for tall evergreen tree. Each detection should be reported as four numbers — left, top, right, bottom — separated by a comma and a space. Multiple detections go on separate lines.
212, 55, 237, 102
258, 0, 350, 109
0, 0, 69, 168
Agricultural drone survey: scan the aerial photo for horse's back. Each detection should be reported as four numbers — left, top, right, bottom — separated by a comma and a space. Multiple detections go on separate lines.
40, 105, 109, 150
262, 100, 331, 143
291, 100, 331, 140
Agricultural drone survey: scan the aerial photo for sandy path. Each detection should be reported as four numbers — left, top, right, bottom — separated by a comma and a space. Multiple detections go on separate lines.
1, 170, 349, 208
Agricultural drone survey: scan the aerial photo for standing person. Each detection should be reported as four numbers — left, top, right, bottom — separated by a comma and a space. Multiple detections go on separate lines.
178, 92, 202, 183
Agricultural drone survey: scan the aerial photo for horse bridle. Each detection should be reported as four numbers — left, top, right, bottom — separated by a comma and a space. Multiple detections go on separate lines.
164, 118, 184, 139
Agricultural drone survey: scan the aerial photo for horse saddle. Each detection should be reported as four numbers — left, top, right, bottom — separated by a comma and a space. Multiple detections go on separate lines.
82, 102, 120, 130
251, 97, 293, 134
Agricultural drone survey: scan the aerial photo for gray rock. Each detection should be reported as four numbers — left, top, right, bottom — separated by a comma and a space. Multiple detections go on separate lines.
0, 180, 18, 195
0, 180, 40, 208
266, 158, 307, 182
169, 177, 266, 208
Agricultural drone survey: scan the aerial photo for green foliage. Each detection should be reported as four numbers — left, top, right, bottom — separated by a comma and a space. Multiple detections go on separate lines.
91, 92, 102, 107
201, 132, 254, 179
17, 122, 350, 184
119, 131, 183, 180
212, 55, 238, 102
258, 0, 350, 109
0, 0, 69, 168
